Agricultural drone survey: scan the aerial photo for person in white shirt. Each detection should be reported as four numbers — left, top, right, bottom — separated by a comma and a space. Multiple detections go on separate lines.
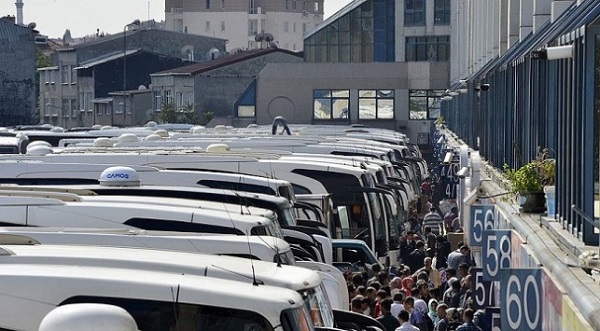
390, 291, 406, 319
395, 310, 420, 331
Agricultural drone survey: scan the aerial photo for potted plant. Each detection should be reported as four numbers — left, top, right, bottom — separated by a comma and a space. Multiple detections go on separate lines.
503, 148, 555, 213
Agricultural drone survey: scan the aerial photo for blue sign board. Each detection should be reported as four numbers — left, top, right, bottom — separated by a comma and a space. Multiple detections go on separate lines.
482, 230, 512, 280
499, 268, 542, 331
471, 268, 497, 309
469, 205, 495, 246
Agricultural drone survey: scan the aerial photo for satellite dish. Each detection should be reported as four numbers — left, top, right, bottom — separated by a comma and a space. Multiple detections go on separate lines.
254, 33, 264, 42
28, 22, 36, 29
138, 85, 147, 90
263, 33, 274, 42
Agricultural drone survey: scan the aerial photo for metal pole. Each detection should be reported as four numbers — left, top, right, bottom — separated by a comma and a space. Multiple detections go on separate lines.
122, 25, 127, 127
122, 20, 141, 127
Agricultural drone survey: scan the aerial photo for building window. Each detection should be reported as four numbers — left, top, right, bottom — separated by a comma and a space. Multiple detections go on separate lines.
302, 23, 307, 34
434, 0, 450, 25
303, 1, 308, 11
314, 2, 319, 12
86, 93, 93, 112
358, 90, 394, 119
221, 0, 225, 9
284, 21, 289, 33
43, 98, 49, 116
293, 0, 297, 10
205, 21, 211, 32
313, 89, 350, 120
79, 93, 85, 111
50, 70, 56, 84
71, 99, 78, 118
176, 92, 193, 112
409, 90, 444, 120
96, 104, 102, 116
404, 0, 425, 27
61, 99, 69, 118
237, 105, 255, 117
293, 22, 296, 33
249, 21, 258, 36
206, 0, 210, 9
405, 36, 450, 61
105, 104, 111, 116
70, 66, 77, 84
61, 65, 69, 84
165, 90, 173, 105
221, 21, 226, 31
285, 0, 289, 10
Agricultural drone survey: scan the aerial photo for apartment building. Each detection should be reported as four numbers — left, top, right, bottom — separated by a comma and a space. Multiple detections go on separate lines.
38, 28, 226, 129
0, 17, 36, 126
164, 0, 324, 52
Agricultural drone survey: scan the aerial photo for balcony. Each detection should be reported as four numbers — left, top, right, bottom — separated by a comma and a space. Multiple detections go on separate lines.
248, 7, 266, 17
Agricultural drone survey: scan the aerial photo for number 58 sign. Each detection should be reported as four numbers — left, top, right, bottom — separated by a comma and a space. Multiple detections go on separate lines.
469, 205, 495, 246
482, 230, 511, 280
500, 269, 542, 331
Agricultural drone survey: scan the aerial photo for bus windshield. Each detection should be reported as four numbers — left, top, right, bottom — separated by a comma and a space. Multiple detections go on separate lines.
367, 192, 385, 242
281, 305, 316, 331
297, 283, 334, 328
251, 221, 284, 239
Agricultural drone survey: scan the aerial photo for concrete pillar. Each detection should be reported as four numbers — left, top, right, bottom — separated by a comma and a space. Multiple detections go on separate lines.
552, 0, 574, 22
508, 0, 520, 48
426, 0, 434, 34
490, 0, 500, 59
533, 0, 551, 33
519, 0, 534, 41
500, 0, 508, 54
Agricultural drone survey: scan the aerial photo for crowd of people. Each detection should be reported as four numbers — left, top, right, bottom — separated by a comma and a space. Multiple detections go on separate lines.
343, 179, 485, 331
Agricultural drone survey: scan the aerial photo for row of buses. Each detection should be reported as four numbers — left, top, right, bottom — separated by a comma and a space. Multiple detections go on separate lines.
0, 123, 428, 331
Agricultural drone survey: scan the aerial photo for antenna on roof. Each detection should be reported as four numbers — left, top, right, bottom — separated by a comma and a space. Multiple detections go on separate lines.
255, 235, 283, 268
246, 232, 260, 285
170, 284, 181, 331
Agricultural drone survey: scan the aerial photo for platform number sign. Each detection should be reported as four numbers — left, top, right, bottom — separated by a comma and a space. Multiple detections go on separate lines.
471, 268, 497, 309
500, 269, 542, 331
487, 308, 502, 331
443, 160, 459, 200
469, 205, 495, 246
482, 230, 511, 280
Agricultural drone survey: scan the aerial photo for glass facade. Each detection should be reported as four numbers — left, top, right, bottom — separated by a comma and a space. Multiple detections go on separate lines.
404, 0, 425, 26
409, 90, 443, 120
304, 0, 395, 63
406, 36, 450, 62
358, 90, 394, 119
434, 0, 450, 25
313, 89, 350, 119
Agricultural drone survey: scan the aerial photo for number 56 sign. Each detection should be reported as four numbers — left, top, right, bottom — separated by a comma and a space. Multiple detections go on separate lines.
469, 205, 495, 246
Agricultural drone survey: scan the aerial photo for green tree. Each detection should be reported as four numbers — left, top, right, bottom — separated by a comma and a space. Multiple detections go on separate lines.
158, 102, 178, 123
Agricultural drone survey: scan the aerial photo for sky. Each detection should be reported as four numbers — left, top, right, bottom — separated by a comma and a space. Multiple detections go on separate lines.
0, 0, 353, 39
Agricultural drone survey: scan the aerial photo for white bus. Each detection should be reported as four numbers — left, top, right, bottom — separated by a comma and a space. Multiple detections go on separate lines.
0, 228, 296, 265
0, 193, 283, 239
0, 264, 314, 331
0, 243, 338, 328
